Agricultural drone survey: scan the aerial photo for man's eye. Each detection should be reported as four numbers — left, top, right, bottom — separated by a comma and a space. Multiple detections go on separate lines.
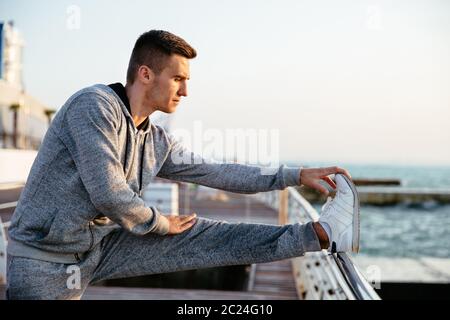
174, 78, 181, 82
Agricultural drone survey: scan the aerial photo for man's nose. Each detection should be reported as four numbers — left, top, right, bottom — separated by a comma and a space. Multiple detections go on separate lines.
178, 81, 188, 97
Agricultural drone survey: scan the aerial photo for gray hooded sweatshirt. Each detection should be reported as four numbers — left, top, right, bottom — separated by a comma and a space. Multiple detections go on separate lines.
7, 84, 301, 260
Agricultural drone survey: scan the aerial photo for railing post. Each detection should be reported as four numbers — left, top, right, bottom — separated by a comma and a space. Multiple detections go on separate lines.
279, 189, 289, 225
0, 216, 7, 285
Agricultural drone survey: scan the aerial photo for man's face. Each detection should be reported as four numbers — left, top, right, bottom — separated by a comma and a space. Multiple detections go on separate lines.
146, 54, 190, 113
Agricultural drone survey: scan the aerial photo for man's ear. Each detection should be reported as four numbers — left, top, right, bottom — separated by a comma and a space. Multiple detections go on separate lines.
137, 65, 155, 84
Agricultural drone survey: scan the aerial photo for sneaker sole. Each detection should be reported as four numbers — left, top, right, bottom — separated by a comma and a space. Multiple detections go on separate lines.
339, 174, 360, 253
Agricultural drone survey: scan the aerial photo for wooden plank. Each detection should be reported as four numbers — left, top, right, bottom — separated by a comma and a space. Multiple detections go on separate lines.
0, 285, 5, 299
0, 285, 294, 300
248, 259, 299, 300
82, 286, 296, 300
256, 276, 293, 282
257, 264, 292, 271
252, 286, 297, 294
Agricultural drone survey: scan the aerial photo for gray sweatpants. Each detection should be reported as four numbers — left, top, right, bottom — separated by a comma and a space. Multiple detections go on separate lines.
6, 218, 321, 299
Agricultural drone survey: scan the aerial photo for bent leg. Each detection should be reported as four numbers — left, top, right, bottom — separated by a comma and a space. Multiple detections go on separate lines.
91, 217, 321, 283
6, 255, 98, 300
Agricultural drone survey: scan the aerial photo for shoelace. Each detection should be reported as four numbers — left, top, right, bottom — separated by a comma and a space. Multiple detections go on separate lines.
321, 198, 335, 220
321, 190, 342, 214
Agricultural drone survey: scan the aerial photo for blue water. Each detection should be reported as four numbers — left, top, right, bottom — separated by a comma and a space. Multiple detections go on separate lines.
293, 163, 450, 259
293, 162, 450, 189
339, 163, 450, 189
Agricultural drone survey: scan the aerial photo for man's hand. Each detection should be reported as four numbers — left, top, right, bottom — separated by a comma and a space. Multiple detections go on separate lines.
300, 166, 352, 195
165, 213, 197, 235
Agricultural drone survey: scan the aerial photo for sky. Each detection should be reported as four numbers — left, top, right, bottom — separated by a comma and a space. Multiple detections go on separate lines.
1, 0, 449, 166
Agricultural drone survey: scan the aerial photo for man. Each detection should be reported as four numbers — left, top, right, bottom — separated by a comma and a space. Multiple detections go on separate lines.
6, 30, 359, 299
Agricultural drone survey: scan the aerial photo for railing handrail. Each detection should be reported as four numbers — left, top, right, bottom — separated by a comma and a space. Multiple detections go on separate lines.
0, 203, 13, 285
0, 201, 18, 210
288, 188, 320, 221
334, 252, 380, 300
256, 187, 380, 300
0, 202, 16, 230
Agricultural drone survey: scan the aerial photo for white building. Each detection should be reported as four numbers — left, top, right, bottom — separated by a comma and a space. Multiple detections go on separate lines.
0, 21, 50, 150
0, 21, 24, 90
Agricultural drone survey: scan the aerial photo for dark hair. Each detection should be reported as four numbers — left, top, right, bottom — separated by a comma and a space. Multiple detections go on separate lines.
126, 30, 197, 84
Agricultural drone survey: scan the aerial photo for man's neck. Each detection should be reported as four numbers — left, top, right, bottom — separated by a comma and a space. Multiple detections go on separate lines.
125, 83, 157, 127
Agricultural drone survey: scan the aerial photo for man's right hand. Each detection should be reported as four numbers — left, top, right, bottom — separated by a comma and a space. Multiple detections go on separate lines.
164, 213, 197, 235
299, 166, 352, 196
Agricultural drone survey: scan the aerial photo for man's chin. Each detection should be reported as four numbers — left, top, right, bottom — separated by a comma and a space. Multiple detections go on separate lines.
158, 105, 177, 114
159, 109, 176, 115
168, 104, 179, 113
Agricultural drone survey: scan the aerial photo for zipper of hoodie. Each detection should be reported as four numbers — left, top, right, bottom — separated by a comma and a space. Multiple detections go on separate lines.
87, 221, 94, 251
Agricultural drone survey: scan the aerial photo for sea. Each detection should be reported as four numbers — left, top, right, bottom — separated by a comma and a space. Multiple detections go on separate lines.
288, 162, 450, 259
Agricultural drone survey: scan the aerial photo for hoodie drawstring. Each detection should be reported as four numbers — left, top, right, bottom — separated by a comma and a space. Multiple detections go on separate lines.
139, 133, 147, 194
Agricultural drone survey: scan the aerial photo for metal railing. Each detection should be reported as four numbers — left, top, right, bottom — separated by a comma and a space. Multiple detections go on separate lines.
256, 188, 380, 300
0, 202, 16, 285
0, 202, 16, 229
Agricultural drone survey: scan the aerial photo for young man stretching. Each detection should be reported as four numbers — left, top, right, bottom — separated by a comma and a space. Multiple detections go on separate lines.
6, 30, 359, 299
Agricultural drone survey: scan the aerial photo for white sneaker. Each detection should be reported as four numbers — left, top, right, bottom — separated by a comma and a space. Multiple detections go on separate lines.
319, 174, 360, 253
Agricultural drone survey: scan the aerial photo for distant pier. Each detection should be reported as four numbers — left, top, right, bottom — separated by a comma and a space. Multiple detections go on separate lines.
298, 178, 450, 205
356, 187, 450, 205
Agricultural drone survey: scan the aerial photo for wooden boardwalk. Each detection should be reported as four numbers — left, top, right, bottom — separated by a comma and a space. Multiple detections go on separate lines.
1, 184, 299, 300
0, 282, 295, 300
248, 260, 298, 299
